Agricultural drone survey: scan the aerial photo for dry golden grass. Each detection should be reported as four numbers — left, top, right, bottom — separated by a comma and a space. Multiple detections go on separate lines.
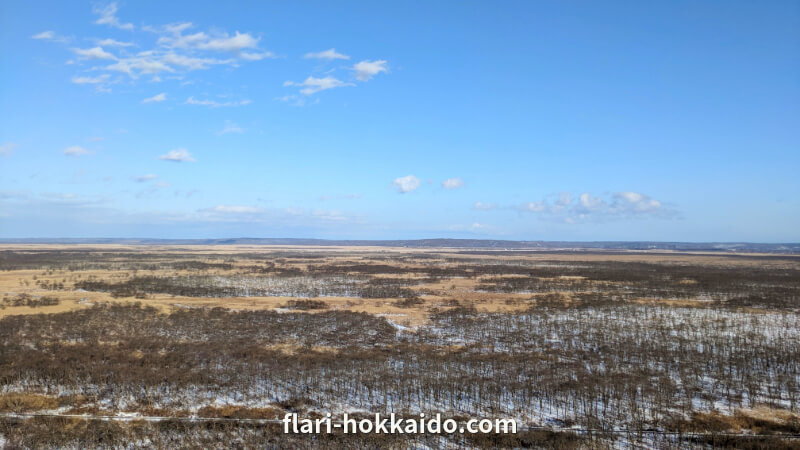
675, 408, 800, 433
0, 393, 59, 412
196, 405, 284, 420
264, 342, 341, 355
1, 244, 796, 324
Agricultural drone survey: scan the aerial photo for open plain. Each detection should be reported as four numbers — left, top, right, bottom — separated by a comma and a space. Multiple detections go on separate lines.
1, 244, 799, 448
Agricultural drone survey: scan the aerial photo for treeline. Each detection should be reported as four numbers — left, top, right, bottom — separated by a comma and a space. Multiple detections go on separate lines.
476, 261, 800, 310
1, 293, 60, 308
74, 275, 419, 299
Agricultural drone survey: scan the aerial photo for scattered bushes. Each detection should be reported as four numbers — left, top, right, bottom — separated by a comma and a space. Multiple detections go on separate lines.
283, 299, 328, 310
393, 296, 425, 308
2, 248, 800, 448
0, 393, 59, 412
1, 293, 60, 308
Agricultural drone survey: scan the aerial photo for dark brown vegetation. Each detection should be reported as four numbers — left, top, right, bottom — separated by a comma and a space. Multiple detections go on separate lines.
1, 293, 59, 308
1, 247, 799, 448
282, 299, 329, 310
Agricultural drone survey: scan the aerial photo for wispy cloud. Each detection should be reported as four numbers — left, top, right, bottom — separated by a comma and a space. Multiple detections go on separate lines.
392, 175, 421, 193
196, 205, 352, 224
319, 193, 362, 202
208, 205, 263, 214
0, 142, 18, 157
284, 76, 354, 95
105, 55, 174, 76
32, 30, 56, 40
304, 48, 350, 60
276, 95, 312, 107
217, 120, 244, 135
281, 56, 388, 103
97, 38, 134, 47
1, 190, 105, 206
44, 6, 274, 91
133, 174, 158, 182
156, 25, 264, 53
442, 177, 464, 189
353, 59, 388, 81
93, 2, 134, 30
239, 51, 275, 61
498, 191, 677, 222
31, 30, 70, 43
63, 145, 91, 156
185, 96, 251, 107
158, 148, 195, 162
160, 53, 232, 70
448, 222, 491, 233
197, 31, 259, 52
142, 92, 167, 103
73, 46, 116, 60
71, 74, 111, 84
473, 201, 497, 211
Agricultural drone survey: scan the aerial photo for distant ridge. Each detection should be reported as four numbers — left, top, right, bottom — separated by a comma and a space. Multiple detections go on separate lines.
0, 238, 798, 253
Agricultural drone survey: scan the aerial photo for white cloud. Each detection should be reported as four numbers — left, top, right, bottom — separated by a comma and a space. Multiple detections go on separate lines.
73, 46, 116, 60
576, 192, 606, 212
239, 51, 275, 61
197, 32, 259, 52
353, 59, 388, 81
0, 142, 18, 157
158, 148, 195, 162
276, 94, 309, 107
133, 174, 157, 182
142, 92, 167, 103
509, 191, 675, 221
448, 222, 492, 233
210, 205, 262, 214
304, 48, 350, 60
611, 191, 663, 214
442, 177, 464, 189
392, 175, 421, 193
162, 22, 193, 35
319, 193, 361, 202
161, 53, 230, 70
217, 120, 244, 135
188, 205, 357, 226
71, 74, 110, 84
64, 145, 90, 156
32, 30, 56, 40
48, 7, 274, 90
185, 96, 252, 107
97, 38, 133, 47
519, 201, 547, 212
472, 201, 497, 211
93, 2, 134, 30
157, 29, 209, 49
106, 55, 175, 77
31, 30, 71, 43
284, 76, 354, 95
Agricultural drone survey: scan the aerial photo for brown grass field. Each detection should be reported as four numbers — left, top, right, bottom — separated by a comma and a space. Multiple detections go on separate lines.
1, 244, 799, 448
3, 244, 797, 322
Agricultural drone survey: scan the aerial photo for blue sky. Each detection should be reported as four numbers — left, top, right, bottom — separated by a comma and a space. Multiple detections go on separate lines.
1, 1, 798, 241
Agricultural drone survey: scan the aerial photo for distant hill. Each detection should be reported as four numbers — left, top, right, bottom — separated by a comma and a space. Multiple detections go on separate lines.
0, 238, 798, 253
